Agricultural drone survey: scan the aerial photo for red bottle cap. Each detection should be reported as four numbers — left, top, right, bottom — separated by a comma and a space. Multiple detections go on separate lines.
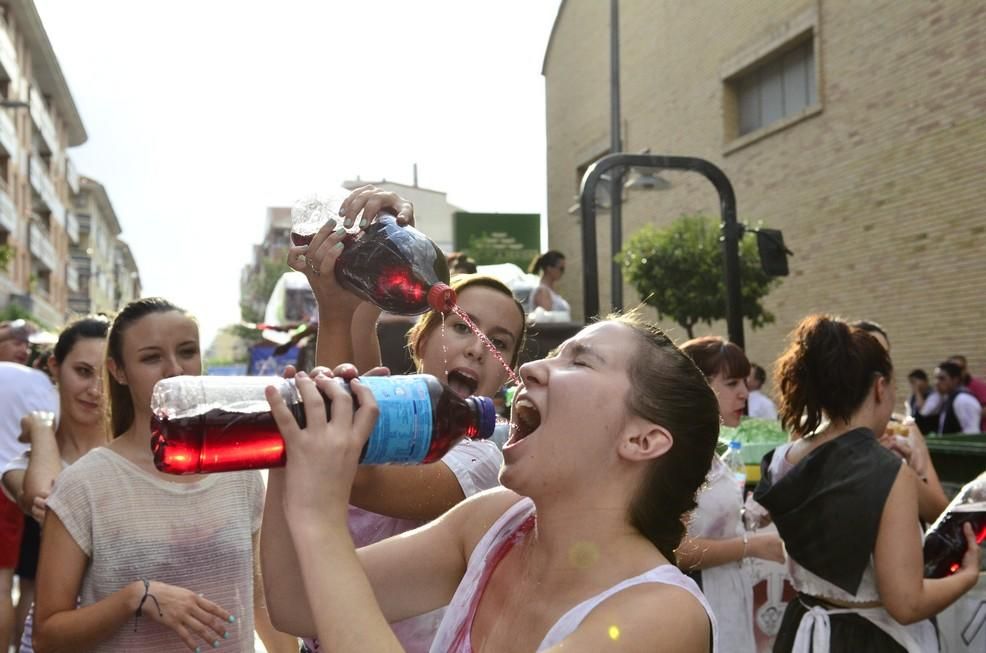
427, 283, 457, 313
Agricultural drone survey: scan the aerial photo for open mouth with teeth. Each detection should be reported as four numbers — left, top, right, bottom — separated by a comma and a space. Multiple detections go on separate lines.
446, 369, 479, 398
507, 397, 542, 446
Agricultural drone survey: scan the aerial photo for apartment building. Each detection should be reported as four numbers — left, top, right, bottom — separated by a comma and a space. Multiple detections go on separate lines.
0, 0, 86, 326
68, 176, 126, 315
543, 0, 986, 385
0, 2, 140, 325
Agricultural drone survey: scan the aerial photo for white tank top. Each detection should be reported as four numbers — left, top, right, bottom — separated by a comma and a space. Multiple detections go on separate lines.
430, 497, 718, 652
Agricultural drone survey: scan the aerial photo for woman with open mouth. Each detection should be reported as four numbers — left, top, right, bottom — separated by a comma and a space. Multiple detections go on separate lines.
263, 186, 527, 653
264, 308, 723, 652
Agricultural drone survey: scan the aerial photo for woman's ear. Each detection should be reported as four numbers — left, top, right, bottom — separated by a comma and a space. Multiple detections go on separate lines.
619, 419, 673, 462
106, 358, 127, 386
46, 355, 58, 380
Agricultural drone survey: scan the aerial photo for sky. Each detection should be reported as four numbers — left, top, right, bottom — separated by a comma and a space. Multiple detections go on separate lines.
35, 0, 564, 349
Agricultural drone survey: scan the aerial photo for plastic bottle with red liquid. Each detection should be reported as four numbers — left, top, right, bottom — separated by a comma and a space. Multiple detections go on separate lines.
291, 197, 455, 315
150, 374, 496, 475
923, 471, 986, 578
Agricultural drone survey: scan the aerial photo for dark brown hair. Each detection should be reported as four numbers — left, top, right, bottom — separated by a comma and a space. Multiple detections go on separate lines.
774, 314, 893, 437
680, 335, 751, 381
407, 275, 527, 370
106, 297, 191, 437
528, 250, 565, 275
53, 316, 110, 365
614, 310, 720, 564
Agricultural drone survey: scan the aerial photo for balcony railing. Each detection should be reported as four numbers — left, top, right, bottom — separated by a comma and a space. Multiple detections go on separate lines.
29, 222, 57, 270
66, 211, 80, 243
0, 21, 18, 81
0, 187, 14, 234
66, 157, 80, 195
0, 107, 16, 158
66, 264, 80, 292
29, 88, 58, 154
29, 155, 66, 226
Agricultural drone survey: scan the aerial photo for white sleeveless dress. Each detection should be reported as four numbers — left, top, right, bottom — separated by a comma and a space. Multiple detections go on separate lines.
430, 497, 719, 652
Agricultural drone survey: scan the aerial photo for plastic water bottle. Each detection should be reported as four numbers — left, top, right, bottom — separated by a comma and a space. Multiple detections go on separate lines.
150, 374, 495, 475
722, 440, 747, 496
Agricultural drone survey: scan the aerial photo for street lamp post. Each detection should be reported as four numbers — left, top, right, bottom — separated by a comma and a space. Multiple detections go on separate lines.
609, 0, 624, 311
578, 153, 746, 349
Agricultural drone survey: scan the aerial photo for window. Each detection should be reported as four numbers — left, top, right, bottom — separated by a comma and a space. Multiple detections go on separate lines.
734, 39, 816, 136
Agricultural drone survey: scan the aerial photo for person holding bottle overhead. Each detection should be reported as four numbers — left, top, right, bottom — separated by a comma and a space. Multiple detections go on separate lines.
678, 336, 784, 652
262, 186, 527, 652
32, 298, 298, 653
754, 315, 980, 652
263, 307, 721, 652
1, 317, 109, 652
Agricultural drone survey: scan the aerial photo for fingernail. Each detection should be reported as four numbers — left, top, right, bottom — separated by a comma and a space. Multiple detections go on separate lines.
228, 615, 236, 623
332, 242, 344, 252
297, 371, 307, 379
213, 640, 220, 648
223, 631, 230, 639
333, 225, 346, 236
326, 218, 337, 230
360, 217, 369, 229
195, 648, 201, 653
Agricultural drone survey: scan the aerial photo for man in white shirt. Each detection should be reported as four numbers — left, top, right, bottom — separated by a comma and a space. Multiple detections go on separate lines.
746, 363, 778, 420
922, 361, 983, 434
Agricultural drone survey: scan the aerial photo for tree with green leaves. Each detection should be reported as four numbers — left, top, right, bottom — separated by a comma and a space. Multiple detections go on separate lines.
239, 258, 291, 324
617, 214, 780, 339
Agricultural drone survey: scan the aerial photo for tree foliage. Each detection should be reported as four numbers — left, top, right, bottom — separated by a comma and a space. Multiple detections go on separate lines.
617, 214, 780, 339
239, 258, 291, 324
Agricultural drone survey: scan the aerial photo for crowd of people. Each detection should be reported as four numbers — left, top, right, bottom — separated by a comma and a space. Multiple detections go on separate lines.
0, 185, 981, 652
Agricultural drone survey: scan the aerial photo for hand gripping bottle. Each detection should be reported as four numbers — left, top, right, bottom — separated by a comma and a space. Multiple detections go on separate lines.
291, 198, 455, 315
150, 374, 495, 475
923, 471, 986, 578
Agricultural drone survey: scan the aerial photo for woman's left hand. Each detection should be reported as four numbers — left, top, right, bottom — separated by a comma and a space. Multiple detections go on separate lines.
267, 370, 379, 524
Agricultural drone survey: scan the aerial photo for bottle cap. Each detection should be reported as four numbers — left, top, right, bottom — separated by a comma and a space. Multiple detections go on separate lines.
473, 396, 496, 439
729, 440, 742, 449
428, 283, 457, 313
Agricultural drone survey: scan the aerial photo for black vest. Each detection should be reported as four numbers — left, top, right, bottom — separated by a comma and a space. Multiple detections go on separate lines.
939, 388, 975, 434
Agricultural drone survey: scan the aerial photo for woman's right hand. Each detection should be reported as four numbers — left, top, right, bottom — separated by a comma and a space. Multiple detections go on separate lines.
747, 531, 786, 564
956, 522, 983, 589
19, 411, 55, 444
267, 369, 380, 524
138, 581, 234, 651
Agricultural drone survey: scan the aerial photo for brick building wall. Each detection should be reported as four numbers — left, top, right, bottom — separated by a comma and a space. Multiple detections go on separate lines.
544, 0, 986, 403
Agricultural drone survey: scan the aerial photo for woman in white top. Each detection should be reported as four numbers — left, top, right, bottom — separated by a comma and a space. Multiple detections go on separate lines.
32, 298, 297, 653
262, 187, 525, 652
264, 309, 722, 652
527, 250, 570, 316
679, 336, 784, 652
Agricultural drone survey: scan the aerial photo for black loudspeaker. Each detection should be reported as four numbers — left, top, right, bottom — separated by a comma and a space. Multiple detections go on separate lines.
756, 228, 791, 277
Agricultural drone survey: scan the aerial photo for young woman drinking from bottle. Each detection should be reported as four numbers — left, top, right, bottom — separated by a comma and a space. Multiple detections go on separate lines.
754, 315, 980, 652
263, 309, 721, 652
262, 186, 528, 651
32, 298, 297, 653
678, 336, 784, 652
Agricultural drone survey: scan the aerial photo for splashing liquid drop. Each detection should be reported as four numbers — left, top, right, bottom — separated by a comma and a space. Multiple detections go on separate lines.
449, 305, 522, 387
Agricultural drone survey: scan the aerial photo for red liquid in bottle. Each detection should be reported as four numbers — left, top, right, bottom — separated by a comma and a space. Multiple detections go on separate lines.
291, 214, 455, 315
922, 502, 986, 578
151, 375, 495, 475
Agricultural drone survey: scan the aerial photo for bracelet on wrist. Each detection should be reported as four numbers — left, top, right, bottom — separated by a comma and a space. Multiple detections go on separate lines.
741, 532, 749, 559
133, 580, 163, 632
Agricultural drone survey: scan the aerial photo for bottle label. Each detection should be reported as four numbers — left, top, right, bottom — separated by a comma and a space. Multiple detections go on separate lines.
359, 376, 433, 464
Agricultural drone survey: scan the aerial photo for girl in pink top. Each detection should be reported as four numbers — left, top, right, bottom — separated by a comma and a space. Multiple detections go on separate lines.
264, 309, 722, 652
